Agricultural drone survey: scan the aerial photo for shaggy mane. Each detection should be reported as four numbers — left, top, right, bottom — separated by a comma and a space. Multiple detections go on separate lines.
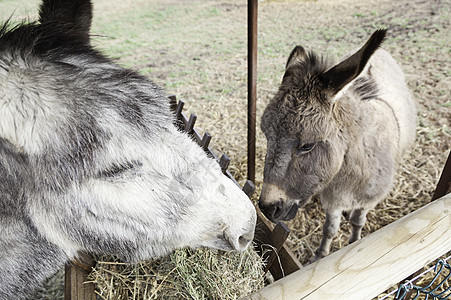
0, 19, 96, 60
284, 50, 332, 82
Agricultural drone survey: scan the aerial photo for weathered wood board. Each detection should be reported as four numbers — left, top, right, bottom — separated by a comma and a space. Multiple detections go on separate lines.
243, 193, 451, 300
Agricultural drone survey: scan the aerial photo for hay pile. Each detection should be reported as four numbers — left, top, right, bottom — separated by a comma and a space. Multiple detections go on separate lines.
88, 248, 265, 300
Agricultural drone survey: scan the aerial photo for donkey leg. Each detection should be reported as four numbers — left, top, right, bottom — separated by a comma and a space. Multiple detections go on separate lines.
349, 208, 368, 243
312, 209, 342, 262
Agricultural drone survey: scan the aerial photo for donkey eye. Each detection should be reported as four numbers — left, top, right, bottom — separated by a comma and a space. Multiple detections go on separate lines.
296, 142, 316, 154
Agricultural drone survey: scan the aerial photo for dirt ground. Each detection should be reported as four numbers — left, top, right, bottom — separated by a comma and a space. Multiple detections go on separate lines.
2, 0, 447, 298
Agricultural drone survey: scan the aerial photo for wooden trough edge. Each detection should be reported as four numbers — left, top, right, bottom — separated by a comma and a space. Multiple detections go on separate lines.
64, 96, 301, 300
242, 193, 451, 300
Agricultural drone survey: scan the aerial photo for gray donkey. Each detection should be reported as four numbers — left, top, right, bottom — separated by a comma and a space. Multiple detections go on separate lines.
0, 0, 256, 298
259, 30, 416, 261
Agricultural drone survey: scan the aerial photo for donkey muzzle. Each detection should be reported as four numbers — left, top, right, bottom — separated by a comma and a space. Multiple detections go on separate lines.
259, 199, 298, 222
258, 183, 299, 222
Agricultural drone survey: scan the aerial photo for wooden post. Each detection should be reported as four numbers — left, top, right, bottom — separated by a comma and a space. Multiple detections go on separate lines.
432, 152, 451, 201
247, 0, 258, 183
219, 154, 231, 174
64, 252, 96, 300
242, 193, 451, 300
254, 210, 302, 280
185, 114, 197, 134
200, 133, 212, 151
263, 222, 291, 273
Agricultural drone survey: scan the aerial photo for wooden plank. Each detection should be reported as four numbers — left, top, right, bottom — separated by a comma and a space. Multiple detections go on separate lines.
270, 243, 303, 279
263, 222, 290, 273
192, 127, 204, 147
242, 193, 451, 300
401, 151, 451, 300
254, 210, 302, 280
225, 169, 240, 186
64, 252, 96, 300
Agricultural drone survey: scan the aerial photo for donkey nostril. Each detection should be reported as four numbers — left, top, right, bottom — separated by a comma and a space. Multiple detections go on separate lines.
238, 235, 251, 248
236, 229, 254, 250
271, 201, 284, 219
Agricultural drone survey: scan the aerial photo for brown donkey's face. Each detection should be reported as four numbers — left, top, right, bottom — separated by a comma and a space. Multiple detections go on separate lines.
259, 89, 345, 222
258, 48, 344, 222
259, 30, 387, 222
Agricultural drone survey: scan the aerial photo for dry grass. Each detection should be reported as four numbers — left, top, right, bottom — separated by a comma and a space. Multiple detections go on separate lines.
88, 248, 265, 300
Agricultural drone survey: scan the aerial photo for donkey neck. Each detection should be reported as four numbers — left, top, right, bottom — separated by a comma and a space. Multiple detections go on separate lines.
332, 92, 368, 142
332, 88, 401, 169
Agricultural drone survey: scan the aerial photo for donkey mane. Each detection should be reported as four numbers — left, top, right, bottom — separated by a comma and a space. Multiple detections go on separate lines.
285, 51, 329, 78
282, 51, 329, 97
351, 75, 380, 101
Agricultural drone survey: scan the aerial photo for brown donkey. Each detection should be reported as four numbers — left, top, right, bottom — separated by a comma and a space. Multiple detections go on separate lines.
259, 30, 416, 261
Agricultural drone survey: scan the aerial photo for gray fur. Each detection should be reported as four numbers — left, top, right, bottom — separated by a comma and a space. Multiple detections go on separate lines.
259, 30, 416, 261
0, 1, 256, 298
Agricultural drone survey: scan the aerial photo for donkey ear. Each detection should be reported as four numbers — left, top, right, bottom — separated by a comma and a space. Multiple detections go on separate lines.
320, 29, 386, 96
286, 45, 307, 69
39, 0, 93, 41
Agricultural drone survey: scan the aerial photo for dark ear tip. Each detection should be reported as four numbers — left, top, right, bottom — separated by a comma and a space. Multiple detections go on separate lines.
372, 28, 387, 42
286, 45, 307, 69
293, 45, 306, 52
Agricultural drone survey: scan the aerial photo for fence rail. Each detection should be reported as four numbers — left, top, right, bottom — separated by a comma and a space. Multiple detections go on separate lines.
242, 193, 451, 300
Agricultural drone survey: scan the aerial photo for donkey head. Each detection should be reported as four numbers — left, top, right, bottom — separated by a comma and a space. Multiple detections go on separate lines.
259, 30, 386, 222
0, 0, 256, 268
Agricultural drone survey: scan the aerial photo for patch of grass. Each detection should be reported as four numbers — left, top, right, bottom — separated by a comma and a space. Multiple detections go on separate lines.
0, 0, 39, 20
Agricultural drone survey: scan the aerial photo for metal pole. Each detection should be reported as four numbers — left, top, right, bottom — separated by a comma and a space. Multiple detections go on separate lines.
248, 0, 258, 183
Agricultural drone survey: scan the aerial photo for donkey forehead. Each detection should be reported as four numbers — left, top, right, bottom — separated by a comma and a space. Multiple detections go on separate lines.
262, 92, 331, 141
280, 73, 330, 108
